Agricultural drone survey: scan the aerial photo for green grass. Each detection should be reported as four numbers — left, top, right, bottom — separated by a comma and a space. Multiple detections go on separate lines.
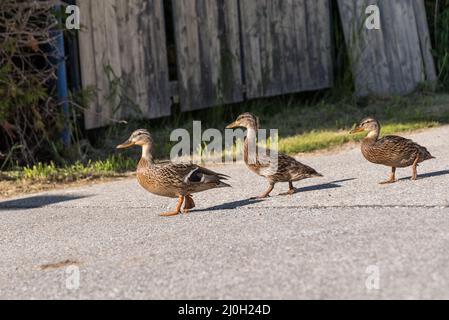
279, 121, 440, 154
108, 92, 449, 157
2, 155, 135, 183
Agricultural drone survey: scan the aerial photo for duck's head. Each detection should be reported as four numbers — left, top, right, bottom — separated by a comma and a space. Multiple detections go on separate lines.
116, 129, 153, 149
226, 112, 259, 129
350, 117, 380, 134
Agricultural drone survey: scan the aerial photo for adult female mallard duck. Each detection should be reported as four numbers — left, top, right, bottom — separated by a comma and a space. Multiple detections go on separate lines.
226, 113, 322, 198
350, 117, 435, 184
117, 129, 230, 216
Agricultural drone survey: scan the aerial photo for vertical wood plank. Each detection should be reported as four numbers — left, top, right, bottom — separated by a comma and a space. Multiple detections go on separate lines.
239, 0, 333, 99
87, 0, 122, 129
239, 0, 262, 97
172, 0, 244, 111
115, 0, 171, 120
77, 0, 99, 127
411, 0, 437, 82
337, 0, 436, 97
78, 0, 170, 129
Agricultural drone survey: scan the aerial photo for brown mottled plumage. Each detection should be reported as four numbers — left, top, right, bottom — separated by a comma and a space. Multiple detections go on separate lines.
226, 113, 322, 198
117, 129, 230, 216
350, 117, 435, 184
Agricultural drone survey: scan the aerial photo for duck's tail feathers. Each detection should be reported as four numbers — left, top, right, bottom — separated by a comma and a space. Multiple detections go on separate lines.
216, 181, 231, 188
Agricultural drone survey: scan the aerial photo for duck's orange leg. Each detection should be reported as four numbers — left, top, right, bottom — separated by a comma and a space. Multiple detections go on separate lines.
252, 182, 275, 199
411, 156, 419, 181
183, 195, 196, 214
279, 181, 296, 196
380, 167, 396, 184
160, 195, 184, 217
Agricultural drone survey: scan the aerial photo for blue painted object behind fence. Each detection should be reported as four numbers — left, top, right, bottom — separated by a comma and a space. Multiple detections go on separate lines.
53, 4, 71, 147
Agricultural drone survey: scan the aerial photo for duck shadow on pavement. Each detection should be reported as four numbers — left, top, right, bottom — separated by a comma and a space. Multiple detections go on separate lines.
398, 169, 449, 181
195, 178, 356, 212
0, 194, 90, 211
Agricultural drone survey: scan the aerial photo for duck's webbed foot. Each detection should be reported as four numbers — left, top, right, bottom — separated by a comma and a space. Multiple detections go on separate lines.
379, 179, 396, 185
251, 183, 275, 199
160, 195, 184, 217
379, 167, 396, 184
159, 211, 181, 217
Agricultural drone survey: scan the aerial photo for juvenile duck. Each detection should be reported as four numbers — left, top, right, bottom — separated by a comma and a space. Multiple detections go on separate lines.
117, 129, 230, 216
350, 117, 435, 184
226, 113, 322, 198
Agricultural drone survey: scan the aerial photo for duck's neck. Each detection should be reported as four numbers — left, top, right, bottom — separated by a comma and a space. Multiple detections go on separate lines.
140, 144, 154, 164
363, 129, 380, 145
246, 126, 258, 143
244, 125, 258, 164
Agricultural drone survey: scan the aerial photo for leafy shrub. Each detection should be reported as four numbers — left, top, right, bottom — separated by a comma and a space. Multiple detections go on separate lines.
0, 0, 67, 166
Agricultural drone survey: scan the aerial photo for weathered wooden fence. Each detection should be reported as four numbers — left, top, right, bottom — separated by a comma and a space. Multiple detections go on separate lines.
78, 0, 171, 129
337, 0, 436, 96
78, 0, 333, 129
171, 0, 244, 110
239, 0, 333, 98
78, 0, 435, 129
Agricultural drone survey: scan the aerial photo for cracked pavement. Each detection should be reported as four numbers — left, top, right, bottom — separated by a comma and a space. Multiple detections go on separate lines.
1, 126, 449, 299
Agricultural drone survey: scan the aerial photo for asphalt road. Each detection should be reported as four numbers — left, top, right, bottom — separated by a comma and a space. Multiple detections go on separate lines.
1, 126, 449, 299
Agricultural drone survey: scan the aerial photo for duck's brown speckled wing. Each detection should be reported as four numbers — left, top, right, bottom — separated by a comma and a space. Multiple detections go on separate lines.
137, 161, 230, 197
276, 153, 322, 181
253, 150, 322, 182
363, 135, 434, 167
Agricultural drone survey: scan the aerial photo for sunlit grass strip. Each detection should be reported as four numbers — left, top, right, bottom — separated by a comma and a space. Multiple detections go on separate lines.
279, 121, 440, 154
3, 155, 136, 182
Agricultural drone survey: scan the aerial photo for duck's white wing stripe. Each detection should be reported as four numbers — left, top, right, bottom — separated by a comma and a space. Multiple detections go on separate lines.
184, 167, 206, 184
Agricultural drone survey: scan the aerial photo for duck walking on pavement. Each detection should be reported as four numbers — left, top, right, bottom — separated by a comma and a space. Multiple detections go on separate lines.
117, 129, 230, 216
226, 113, 322, 198
350, 117, 435, 184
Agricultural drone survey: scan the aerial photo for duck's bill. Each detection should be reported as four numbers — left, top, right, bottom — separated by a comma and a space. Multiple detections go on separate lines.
116, 140, 134, 149
349, 127, 364, 134
226, 121, 239, 129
